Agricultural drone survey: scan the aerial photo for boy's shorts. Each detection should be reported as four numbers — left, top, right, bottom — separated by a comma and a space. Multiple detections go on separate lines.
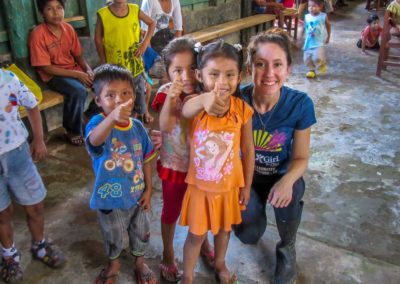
133, 73, 146, 116
0, 142, 47, 211
97, 205, 150, 259
303, 47, 326, 69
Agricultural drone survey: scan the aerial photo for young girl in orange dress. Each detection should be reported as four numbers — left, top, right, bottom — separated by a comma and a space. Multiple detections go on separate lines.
180, 41, 255, 284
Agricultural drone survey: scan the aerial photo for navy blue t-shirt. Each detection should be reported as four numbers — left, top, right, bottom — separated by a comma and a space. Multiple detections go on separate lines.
240, 84, 316, 176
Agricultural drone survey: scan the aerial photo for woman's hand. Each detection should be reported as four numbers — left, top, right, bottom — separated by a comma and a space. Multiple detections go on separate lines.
268, 177, 294, 208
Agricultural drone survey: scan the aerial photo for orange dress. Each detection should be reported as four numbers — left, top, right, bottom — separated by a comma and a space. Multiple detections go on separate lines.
179, 96, 253, 235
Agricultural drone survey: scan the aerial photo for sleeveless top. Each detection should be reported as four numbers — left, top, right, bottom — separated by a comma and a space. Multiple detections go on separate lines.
97, 4, 144, 77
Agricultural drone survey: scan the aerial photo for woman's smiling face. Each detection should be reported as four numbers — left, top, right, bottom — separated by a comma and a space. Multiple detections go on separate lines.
251, 42, 291, 98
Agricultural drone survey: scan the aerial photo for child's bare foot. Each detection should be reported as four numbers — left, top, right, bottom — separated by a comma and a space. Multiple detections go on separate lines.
215, 265, 237, 284
94, 268, 119, 284
134, 257, 156, 284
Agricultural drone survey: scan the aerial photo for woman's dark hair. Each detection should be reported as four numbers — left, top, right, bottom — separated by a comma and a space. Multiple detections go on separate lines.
92, 64, 135, 97
196, 40, 243, 96
247, 28, 293, 66
162, 37, 197, 77
197, 40, 243, 71
37, 0, 66, 13
367, 14, 379, 24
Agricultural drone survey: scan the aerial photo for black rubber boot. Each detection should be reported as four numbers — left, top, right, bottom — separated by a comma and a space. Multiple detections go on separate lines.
274, 204, 303, 284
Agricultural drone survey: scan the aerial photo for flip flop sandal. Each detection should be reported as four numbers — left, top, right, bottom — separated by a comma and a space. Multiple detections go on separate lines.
159, 262, 181, 282
66, 133, 84, 146
134, 266, 157, 284
1, 253, 23, 283
94, 269, 119, 284
200, 249, 215, 268
31, 239, 65, 268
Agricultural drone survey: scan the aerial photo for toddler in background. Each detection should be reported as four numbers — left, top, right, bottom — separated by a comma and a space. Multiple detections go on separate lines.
303, 0, 331, 78
357, 14, 382, 55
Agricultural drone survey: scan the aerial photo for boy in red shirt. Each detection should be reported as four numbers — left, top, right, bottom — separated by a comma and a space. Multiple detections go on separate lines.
357, 14, 382, 55
29, 0, 93, 146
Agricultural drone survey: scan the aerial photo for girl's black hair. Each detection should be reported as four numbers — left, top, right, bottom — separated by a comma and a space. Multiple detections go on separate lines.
162, 37, 197, 78
196, 40, 243, 97
367, 14, 379, 24
92, 64, 135, 97
37, 0, 66, 13
247, 28, 293, 66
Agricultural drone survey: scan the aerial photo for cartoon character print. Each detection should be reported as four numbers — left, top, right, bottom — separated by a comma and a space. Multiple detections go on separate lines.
193, 130, 234, 182
306, 21, 317, 38
4, 94, 17, 113
104, 138, 134, 173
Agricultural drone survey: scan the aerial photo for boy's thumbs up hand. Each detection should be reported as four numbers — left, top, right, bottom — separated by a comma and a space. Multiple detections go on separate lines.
112, 98, 133, 124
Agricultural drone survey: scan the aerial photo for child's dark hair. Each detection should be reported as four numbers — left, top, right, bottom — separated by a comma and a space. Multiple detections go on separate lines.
37, 0, 66, 13
197, 40, 243, 71
367, 14, 379, 24
92, 64, 135, 97
247, 28, 293, 66
162, 37, 197, 76
308, 0, 324, 5
196, 40, 243, 96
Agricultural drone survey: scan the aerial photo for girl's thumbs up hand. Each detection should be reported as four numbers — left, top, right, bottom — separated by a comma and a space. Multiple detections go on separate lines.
203, 82, 227, 117
169, 73, 184, 99
111, 98, 133, 123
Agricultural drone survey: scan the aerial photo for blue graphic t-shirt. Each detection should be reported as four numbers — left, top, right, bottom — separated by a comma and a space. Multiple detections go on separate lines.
85, 114, 157, 210
303, 12, 327, 50
240, 85, 316, 176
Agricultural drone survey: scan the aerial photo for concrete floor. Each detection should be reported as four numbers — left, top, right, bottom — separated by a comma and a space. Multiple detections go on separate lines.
8, 1, 400, 283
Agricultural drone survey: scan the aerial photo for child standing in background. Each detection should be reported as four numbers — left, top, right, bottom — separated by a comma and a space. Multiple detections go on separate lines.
303, 0, 331, 79
150, 38, 214, 282
85, 64, 157, 284
180, 41, 255, 284
387, 0, 400, 36
95, 0, 156, 124
29, 0, 93, 146
0, 69, 65, 283
357, 14, 382, 55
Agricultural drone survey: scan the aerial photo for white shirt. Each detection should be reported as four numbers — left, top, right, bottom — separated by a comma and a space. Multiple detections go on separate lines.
141, 0, 183, 34
0, 70, 38, 155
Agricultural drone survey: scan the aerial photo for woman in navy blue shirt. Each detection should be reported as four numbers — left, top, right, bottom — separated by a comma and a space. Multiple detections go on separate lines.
234, 28, 316, 284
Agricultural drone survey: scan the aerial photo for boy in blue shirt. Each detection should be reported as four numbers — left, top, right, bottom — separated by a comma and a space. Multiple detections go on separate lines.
303, 0, 331, 78
85, 64, 157, 284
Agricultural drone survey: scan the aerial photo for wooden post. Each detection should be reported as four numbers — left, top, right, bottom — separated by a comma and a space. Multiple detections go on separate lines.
3, 0, 36, 59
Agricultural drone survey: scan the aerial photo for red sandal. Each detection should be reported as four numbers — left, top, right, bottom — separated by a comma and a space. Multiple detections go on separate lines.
200, 249, 215, 268
159, 262, 181, 282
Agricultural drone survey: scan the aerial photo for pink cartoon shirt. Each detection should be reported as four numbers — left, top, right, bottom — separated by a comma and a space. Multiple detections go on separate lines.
185, 96, 253, 193
0, 70, 38, 155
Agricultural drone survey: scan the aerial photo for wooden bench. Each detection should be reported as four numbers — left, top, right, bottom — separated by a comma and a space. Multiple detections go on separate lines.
19, 90, 64, 118
185, 14, 276, 43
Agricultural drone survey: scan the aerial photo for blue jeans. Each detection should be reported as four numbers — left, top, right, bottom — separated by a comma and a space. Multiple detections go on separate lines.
48, 76, 88, 135
233, 174, 305, 244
